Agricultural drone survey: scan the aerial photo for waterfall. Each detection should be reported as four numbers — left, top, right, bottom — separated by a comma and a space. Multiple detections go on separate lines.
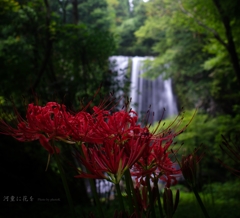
110, 55, 129, 101
110, 56, 178, 122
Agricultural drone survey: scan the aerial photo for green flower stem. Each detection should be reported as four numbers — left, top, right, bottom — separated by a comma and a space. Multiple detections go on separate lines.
77, 143, 105, 218
146, 175, 156, 218
54, 153, 75, 217
88, 178, 105, 218
115, 182, 125, 212
153, 178, 164, 218
124, 171, 134, 213
125, 169, 140, 217
192, 187, 210, 218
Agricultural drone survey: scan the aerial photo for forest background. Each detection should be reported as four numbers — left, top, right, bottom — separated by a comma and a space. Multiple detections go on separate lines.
1, 0, 240, 217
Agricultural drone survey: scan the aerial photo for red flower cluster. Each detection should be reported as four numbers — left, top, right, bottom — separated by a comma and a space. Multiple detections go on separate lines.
74, 107, 151, 184
0, 102, 73, 154
0, 101, 183, 186
132, 138, 181, 188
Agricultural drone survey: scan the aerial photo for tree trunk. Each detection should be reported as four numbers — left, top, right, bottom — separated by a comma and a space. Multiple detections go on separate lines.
72, 0, 79, 24
212, 0, 240, 85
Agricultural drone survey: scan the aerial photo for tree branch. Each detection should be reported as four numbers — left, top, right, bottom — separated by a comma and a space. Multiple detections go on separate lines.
29, 0, 53, 92
178, 0, 227, 49
212, 0, 240, 85
178, 0, 240, 85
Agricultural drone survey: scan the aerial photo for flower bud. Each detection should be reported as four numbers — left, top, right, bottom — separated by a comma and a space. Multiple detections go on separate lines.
181, 150, 203, 187
163, 188, 179, 218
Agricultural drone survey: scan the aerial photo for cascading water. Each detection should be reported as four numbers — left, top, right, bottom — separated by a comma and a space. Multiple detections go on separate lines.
109, 56, 129, 102
110, 56, 178, 123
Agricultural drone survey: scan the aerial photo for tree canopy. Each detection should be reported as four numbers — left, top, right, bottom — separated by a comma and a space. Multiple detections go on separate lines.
133, 0, 240, 114
0, 0, 116, 108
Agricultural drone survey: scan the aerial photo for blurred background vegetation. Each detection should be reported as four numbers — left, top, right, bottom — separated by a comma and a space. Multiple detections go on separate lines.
1, 0, 240, 217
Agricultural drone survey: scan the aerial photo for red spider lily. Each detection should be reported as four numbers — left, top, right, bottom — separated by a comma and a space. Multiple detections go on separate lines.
131, 110, 197, 187
74, 143, 108, 179
0, 102, 72, 154
75, 133, 149, 184
153, 139, 181, 187
65, 106, 141, 145
38, 134, 60, 154
66, 110, 104, 144
26, 102, 75, 141
134, 186, 149, 212
181, 149, 204, 187
92, 107, 143, 142
132, 184, 159, 217
132, 138, 181, 188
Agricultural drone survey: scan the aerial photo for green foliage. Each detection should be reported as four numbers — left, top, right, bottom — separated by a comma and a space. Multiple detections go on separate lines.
0, 0, 117, 108
111, 0, 154, 55
203, 179, 240, 202
134, 0, 240, 114
76, 0, 112, 30
172, 183, 240, 218
0, 0, 20, 16
151, 109, 240, 184
53, 23, 116, 105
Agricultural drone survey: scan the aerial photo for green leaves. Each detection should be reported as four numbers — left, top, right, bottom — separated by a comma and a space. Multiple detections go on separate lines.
0, 0, 117, 108
133, 0, 240, 113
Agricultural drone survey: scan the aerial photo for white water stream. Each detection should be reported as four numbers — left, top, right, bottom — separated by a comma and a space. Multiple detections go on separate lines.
110, 56, 178, 122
